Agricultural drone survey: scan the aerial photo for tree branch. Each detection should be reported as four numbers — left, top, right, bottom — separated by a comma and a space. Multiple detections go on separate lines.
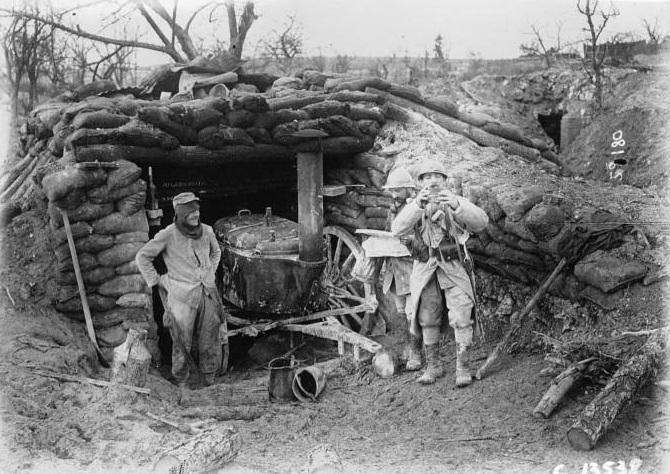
144, 0, 198, 59
134, 0, 183, 61
8, 10, 181, 60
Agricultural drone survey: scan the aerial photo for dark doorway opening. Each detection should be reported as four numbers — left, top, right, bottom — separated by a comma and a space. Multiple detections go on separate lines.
538, 111, 565, 149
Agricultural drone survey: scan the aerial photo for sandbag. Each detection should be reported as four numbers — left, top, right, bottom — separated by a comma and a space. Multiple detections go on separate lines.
57, 252, 99, 273
367, 169, 386, 189
353, 193, 393, 208
244, 127, 273, 144
225, 110, 255, 128
67, 202, 115, 223
114, 232, 149, 244
424, 96, 459, 117
364, 206, 390, 219
357, 119, 381, 137
55, 293, 117, 313
92, 210, 149, 235
302, 100, 350, 119
106, 160, 142, 191
55, 234, 115, 261
347, 105, 385, 122
137, 107, 199, 145
345, 169, 372, 187
198, 126, 255, 149
236, 94, 269, 113
274, 109, 309, 124
324, 202, 362, 219
53, 188, 87, 211
64, 307, 151, 329
87, 178, 146, 204
116, 191, 146, 217
97, 274, 149, 297
71, 110, 131, 130
325, 213, 367, 229
252, 111, 279, 130
115, 119, 180, 150
525, 204, 566, 241
366, 217, 388, 230
115, 260, 139, 275
82, 266, 117, 285
573, 251, 648, 293
41, 167, 107, 202
116, 292, 152, 309
387, 84, 423, 103
97, 242, 146, 267
167, 97, 230, 116
97, 324, 128, 348
325, 168, 355, 185
52, 221, 93, 246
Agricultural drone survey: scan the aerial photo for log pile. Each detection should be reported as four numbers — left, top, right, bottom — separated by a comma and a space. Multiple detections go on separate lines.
40, 158, 158, 362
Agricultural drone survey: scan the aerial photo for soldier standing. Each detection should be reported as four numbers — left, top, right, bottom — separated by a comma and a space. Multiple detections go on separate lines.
392, 160, 488, 386
136, 192, 223, 389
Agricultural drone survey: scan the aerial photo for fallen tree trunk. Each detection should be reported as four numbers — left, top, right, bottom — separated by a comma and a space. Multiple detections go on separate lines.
178, 381, 269, 407
532, 357, 598, 419
153, 424, 241, 474
566, 331, 666, 451
0, 151, 38, 193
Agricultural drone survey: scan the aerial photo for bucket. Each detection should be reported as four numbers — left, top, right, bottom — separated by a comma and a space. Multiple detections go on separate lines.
292, 366, 327, 402
268, 357, 297, 402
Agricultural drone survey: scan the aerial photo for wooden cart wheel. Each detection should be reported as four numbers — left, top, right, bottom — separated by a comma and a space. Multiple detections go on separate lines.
322, 226, 373, 332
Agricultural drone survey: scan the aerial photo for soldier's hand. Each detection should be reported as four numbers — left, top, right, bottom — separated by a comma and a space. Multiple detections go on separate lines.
416, 188, 431, 209
437, 190, 459, 210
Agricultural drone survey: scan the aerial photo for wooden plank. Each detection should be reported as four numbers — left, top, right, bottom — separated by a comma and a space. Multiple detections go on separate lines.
323, 185, 346, 197
282, 320, 382, 354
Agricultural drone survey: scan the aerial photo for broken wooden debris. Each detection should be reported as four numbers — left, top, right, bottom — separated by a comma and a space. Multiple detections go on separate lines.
153, 423, 241, 474
29, 368, 150, 395
566, 331, 666, 451
532, 357, 598, 419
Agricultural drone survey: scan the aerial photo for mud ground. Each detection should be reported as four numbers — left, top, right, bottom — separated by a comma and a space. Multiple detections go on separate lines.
0, 208, 668, 474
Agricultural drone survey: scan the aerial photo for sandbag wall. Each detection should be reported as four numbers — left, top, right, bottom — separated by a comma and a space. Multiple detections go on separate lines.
323, 153, 397, 231
39, 159, 158, 361
458, 180, 643, 305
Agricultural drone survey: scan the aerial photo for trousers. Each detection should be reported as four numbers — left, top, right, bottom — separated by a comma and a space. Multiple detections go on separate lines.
166, 286, 222, 383
415, 274, 473, 346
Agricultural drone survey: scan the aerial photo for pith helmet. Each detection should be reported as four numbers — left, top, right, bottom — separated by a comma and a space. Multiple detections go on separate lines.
383, 167, 415, 189
416, 159, 448, 180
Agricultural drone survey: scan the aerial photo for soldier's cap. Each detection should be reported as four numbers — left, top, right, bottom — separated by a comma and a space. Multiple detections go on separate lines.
172, 192, 200, 208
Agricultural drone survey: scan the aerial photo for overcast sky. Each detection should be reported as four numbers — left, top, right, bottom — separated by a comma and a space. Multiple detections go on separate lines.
9, 0, 670, 64
246, 0, 670, 59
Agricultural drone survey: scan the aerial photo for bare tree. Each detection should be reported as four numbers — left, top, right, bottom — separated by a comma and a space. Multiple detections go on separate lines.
1, 1, 64, 119
577, 0, 619, 110
642, 18, 661, 52
334, 54, 354, 74
2, 1, 257, 63
519, 22, 564, 68
263, 15, 303, 73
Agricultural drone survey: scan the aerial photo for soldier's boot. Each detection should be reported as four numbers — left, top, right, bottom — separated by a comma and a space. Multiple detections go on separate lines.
455, 344, 473, 387
405, 335, 423, 371
417, 344, 443, 384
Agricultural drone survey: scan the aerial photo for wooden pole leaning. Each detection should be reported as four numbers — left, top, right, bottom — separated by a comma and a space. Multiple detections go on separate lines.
475, 257, 567, 380
60, 209, 109, 367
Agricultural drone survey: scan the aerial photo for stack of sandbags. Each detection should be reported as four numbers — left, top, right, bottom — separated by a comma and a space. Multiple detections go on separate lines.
324, 152, 397, 231
40, 159, 158, 361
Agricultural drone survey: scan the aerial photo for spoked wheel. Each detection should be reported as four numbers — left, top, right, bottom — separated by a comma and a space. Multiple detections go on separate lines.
322, 226, 373, 332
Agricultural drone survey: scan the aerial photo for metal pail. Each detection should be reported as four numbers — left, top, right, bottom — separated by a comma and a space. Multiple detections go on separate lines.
268, 357, 296, 402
